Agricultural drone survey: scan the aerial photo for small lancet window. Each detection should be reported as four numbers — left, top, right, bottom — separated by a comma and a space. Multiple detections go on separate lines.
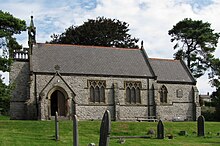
160, 85, 168, 103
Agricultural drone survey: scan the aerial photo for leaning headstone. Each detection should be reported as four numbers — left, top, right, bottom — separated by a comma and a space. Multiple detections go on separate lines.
197, 115, 205, 137
55, 111, 59, 141
157, 120, 164, 139
73, 115, 78, 146
99, 110, 111, 146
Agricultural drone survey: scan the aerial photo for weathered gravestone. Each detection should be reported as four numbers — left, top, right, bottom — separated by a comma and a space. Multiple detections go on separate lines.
197, 115, 205, 137
157, 120, 164, 139
99, 110, 111, 146
55, 111, 59, 141
179, 131, 187, 136
73, 114, 78, 146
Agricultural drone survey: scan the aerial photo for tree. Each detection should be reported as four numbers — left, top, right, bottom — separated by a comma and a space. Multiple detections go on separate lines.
168, 18, 220, 78
211, 87, 220, 121
0, 10, 26, 114
0, 75, 12, 115
50, 17, 139, 48
0, 10, 26, 71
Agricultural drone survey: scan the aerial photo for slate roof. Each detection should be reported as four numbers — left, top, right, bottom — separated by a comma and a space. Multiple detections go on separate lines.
149, 58, 196, 84
32, 43, 154, 78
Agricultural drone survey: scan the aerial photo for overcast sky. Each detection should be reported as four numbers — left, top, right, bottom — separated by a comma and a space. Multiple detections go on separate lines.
1, 0, 220, 94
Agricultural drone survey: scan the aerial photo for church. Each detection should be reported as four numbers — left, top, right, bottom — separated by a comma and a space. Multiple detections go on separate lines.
10, 16, 201, 121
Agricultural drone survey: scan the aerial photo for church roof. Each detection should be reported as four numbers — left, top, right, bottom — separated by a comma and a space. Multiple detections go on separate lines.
32, 43, 154, 78
149, 58, 196, 84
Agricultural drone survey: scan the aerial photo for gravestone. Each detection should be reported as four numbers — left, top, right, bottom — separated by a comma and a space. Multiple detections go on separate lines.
197, 115, 205, 136
55, 111, 59, 141
99, 110, 111, 146
73, 114, 78, 146
179, 131, 187, 136
157, 120, 164, 139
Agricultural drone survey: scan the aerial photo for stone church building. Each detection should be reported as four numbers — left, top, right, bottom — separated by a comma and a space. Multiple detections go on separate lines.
10, 17, 201, 121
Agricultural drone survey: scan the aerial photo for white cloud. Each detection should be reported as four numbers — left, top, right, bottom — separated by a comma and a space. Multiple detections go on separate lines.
1, 0, 220, 93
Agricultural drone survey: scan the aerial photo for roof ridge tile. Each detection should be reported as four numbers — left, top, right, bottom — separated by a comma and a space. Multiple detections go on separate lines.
39, 43, 140, 51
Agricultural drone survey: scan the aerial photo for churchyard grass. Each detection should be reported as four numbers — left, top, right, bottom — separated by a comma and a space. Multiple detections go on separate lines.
0, 116, 220, 146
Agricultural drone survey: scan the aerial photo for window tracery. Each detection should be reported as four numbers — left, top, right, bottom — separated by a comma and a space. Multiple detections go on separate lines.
125, 81, 141, 104
88, 80, 106, 103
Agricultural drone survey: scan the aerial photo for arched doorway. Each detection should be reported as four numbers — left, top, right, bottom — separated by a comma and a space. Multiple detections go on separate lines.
50, 90, 66, 116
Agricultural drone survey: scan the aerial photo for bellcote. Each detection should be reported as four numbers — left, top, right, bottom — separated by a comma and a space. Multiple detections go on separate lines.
28, 16, 36, 54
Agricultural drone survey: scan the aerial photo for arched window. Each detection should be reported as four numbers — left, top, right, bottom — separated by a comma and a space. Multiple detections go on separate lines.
136, 87, 141, 103
100, 86, 105, 102
160, 85, 168, 103
126, 87, 131, 103
125, 81, 141, 104
95, 86, 100, 102
131, 87, 135, 103
90, 86, 95, 102
88, 80, 106, 103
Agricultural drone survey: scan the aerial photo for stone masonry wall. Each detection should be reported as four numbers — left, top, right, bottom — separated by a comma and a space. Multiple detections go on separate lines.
155, 83, 199, 121
10, 61, 29, 119
34, 74, 152, 120
157, 103, 194, 121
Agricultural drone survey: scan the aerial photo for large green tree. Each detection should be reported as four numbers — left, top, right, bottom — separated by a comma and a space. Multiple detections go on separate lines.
0, 10, 26, 71
209, 58, 220, 121
0, 10, 26, 114
50, 17, 139, 48
168, 18, 220, 78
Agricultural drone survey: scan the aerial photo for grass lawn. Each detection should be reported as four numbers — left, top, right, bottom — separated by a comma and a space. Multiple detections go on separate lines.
0, 116, 220, 146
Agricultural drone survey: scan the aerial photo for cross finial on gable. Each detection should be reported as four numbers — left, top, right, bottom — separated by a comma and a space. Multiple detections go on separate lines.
54, 64, 60, 71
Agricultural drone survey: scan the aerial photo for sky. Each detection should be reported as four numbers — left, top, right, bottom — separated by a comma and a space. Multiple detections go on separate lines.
1, 0, 220, 94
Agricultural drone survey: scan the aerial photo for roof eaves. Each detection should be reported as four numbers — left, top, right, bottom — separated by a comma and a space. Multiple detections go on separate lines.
33, 71, 155, 79
149, 58, 179, 62
157, 80, 196, 85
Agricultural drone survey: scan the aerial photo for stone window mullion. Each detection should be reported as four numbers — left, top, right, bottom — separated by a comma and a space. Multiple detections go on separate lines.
89, 80, 106, 103
125, 81, 141, 104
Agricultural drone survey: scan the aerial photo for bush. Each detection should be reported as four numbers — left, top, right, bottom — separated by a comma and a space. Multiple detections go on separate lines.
0, 78, 12, 115
0, 97, 10, 115
215, 107, 220, 121
202, 110, 216, 121
204, 101, 216, 107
